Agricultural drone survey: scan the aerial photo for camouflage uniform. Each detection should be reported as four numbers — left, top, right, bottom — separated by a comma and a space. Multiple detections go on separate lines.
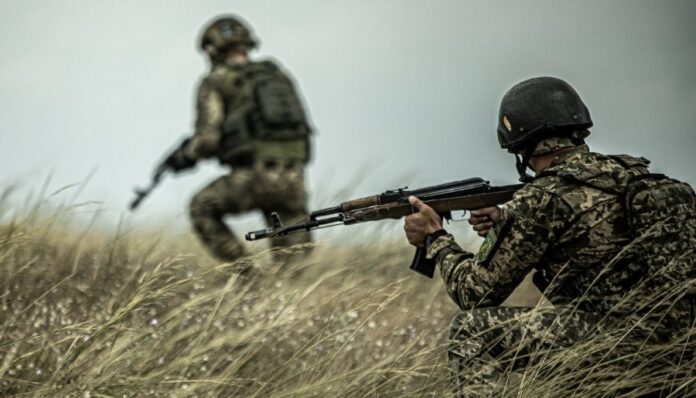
426, 145, 696, 396
187, 63, 312, 262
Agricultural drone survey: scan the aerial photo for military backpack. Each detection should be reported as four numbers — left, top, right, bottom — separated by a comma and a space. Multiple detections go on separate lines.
218, 60, 311, 164
602, 155, 696, 240
534, 153, 696, 305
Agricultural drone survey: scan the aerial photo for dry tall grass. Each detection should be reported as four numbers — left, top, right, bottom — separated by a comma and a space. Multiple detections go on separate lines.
0, 188, 455, 397
0, 187, 694, 397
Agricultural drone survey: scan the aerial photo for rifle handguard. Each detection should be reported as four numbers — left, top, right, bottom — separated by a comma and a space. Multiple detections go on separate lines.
340, 195, 381, 212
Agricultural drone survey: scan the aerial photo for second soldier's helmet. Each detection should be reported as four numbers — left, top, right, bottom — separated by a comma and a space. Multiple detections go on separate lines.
497, 77, 592, 153
199, 15, 258, 53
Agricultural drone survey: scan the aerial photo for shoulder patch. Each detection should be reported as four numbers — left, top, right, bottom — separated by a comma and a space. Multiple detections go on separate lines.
475, 216, 513, 266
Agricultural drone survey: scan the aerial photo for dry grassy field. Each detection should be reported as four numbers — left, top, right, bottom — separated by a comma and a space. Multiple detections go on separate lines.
0, 189, 694, 397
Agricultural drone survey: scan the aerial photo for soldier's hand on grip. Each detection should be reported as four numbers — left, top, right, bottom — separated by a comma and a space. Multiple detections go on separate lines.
469, 206, 500, 237
164, 146, 196, 172
404, 196, 443, 247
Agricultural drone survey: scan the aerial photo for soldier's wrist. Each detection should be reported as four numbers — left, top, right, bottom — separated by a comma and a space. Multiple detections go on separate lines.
425, 229, 453, 263
425, 229, 448, 252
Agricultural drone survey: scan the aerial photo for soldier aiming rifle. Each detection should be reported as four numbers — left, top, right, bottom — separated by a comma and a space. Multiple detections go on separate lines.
247, 76, 696, 396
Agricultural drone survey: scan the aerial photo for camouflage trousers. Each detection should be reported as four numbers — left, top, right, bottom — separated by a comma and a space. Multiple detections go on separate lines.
189, 160, 311, 264
447, 306, 601, 398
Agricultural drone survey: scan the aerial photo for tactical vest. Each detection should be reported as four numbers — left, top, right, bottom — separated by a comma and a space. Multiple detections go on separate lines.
537, 153, 696, 308
612, 158, 695, 241
216, 60, 311, 165
553, 154, 696, 241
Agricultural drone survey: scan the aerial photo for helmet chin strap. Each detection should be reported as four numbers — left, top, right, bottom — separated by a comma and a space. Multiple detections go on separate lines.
515, 144, 537, 183
570, 129, 586, 145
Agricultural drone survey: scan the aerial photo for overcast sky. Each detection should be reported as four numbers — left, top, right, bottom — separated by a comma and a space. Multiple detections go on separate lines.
1, 1, 695, 242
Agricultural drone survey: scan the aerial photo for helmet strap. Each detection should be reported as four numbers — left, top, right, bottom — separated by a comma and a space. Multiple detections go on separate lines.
515, 145, 536, 183
569, 129, 586, 146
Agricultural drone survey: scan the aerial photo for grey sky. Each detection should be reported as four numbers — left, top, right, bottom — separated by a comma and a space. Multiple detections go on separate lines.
1, 1, 695, 241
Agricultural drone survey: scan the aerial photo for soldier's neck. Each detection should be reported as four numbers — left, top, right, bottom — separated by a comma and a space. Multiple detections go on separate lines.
529, 147, 578, 172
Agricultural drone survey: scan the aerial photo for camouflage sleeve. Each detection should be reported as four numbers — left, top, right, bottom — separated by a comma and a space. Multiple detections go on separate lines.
186, 78, 225, 160
426, 187, 559, 310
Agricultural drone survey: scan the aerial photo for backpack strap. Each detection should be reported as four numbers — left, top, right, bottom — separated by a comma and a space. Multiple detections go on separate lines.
622, 173, 667, 237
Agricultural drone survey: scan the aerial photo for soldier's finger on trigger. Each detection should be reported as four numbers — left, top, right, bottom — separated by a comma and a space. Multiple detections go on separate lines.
468, 216, 486, 225
473, 222, 493, 231
469, 216, 489, 226
480, 206, 498, 215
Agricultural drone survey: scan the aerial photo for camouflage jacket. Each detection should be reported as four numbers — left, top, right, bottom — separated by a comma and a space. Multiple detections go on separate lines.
186, 60, 309, 164
427, 146, 696, 320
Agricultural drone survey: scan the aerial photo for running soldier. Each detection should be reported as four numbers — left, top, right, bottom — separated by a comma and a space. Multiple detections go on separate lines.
168, 15, 313, 267
403, 77, 696, 396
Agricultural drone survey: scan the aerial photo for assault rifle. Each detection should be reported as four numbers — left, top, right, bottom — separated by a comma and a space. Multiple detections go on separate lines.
245, 178, 523, 278
129, 137, 194, 211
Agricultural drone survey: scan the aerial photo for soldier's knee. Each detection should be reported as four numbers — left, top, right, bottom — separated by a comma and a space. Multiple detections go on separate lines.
448, 310, 491, 364
449, 310, 478, 341
449, 307, 505, 341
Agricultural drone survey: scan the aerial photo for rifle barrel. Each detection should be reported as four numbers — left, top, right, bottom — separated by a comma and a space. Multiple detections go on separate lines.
310, 205, 342, 218
245, 215, 344, 241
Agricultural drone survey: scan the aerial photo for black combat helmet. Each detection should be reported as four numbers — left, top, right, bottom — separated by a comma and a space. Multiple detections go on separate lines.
199, 15, 258, 53
497, 77, 592, 153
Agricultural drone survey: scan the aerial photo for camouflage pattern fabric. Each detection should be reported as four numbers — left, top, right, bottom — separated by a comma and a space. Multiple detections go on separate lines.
186, 70, 226, 160
189, 161, 310, 262
530, 130, 589, 156
448, 306, 602, 397
427, 145, 696, 395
